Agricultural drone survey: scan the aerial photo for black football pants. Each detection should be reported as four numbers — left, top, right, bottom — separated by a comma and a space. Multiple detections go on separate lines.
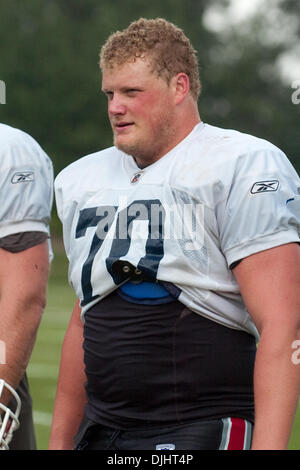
75, 417, 253, 450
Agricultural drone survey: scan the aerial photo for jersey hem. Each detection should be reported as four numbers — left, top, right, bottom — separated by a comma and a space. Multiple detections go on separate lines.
225, 228, 300, 267
0, 220, 49, 238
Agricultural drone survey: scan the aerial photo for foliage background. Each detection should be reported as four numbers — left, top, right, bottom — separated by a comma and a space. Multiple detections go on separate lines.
0, 0, 299, 450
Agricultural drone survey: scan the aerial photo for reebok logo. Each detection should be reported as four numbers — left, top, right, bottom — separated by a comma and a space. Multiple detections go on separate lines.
251, 180, 279, 194
11, 171, 35, 184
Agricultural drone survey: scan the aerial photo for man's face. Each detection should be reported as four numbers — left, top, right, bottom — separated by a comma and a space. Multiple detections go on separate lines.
101, 58, 177, 166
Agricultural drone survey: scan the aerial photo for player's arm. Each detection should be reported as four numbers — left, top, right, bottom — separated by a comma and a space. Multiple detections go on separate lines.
0, 240, 50, 404
233, 242, 300, 450
48, 300, 87, 450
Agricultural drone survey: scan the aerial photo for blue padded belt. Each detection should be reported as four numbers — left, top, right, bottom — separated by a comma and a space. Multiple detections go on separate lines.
117, 281, 175, 305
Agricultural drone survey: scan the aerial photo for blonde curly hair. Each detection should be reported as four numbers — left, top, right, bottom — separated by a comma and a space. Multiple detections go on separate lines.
99, 18, 201, 100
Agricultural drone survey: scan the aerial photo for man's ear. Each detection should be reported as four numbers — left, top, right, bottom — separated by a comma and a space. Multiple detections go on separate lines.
172, 73, 190, 105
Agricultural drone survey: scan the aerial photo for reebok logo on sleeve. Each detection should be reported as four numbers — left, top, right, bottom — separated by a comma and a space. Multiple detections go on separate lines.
11, 171, 35, 184
250, 180, 279, 194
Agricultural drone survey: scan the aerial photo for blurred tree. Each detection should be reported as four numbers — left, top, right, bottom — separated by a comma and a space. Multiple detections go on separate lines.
199, 0, 300, 168
0, 0, 217, 176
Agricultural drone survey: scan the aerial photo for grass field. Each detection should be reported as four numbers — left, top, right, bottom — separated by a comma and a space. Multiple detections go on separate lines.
27, 242, 300, 450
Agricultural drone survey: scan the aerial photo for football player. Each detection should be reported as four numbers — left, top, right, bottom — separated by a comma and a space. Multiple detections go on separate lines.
0, 123, 53, 449
50, 18, 300, 450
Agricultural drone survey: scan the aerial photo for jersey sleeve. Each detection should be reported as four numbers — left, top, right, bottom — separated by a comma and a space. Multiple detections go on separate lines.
0, 135, 53, 239
218, 147, 300, 267
54, 166, 74, 261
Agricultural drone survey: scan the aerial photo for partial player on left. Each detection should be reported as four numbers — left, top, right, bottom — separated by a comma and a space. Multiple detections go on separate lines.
0, 123, 53, 450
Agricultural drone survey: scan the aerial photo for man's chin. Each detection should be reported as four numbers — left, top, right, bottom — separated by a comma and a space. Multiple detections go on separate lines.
114, 139, 137, 157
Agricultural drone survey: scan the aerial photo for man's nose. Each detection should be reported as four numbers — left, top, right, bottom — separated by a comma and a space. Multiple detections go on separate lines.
108, 95, 126, 115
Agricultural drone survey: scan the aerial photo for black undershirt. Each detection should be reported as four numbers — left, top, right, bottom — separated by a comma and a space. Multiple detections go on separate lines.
83, 291, 256, 429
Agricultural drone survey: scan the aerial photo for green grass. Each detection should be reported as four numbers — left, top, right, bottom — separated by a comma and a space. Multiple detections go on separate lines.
288, 406, 300, 450
27, 241, 300, 450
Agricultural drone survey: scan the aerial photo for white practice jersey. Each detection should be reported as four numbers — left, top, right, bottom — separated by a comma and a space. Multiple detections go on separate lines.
0, 123, 53, 239
55, 123, 300, 339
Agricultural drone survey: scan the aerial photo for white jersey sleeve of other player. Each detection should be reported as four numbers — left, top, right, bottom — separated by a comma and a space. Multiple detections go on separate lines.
0, 124, 53, 238
55, 123, 300, 339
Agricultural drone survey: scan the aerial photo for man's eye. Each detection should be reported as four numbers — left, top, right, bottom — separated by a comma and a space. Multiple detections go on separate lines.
127, 89, 139, 96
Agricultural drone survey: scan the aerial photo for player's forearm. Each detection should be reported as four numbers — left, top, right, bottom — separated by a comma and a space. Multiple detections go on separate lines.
251, 324, 300, 450
49, 303, 86, 450
0, 242, 49, 400
48, 386, 86, 450
0, 297, 44, 403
